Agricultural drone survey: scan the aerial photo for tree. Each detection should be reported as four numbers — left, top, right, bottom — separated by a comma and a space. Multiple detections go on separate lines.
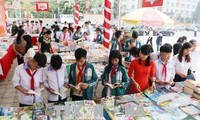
193, 1, 200, 23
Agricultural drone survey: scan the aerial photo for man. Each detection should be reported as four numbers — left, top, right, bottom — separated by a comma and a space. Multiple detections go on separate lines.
12, 53, 47, 107
11, 21, 18, 36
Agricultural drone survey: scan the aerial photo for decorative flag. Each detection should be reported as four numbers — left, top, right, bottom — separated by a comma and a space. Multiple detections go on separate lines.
36, 2, 49, 12
85, 0, 90, 11
103, 0, 111, 48
142, 0, 163, 7
0, 0, 6, 37
74, 2, 79, 29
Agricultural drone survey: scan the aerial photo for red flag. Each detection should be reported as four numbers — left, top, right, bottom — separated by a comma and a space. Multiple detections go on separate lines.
74, 2, 79, 29
0, 0, 6, 37
36, 2, 49, 12
103, 0, 111, 48
142, 0, 163, 7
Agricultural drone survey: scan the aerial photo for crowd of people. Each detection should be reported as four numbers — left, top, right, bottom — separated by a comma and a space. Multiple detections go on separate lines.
10, 20, 200, 107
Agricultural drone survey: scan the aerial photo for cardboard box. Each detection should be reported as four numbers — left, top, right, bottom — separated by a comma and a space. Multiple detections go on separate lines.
184, 80, 197, 89
183, 86, 194, 95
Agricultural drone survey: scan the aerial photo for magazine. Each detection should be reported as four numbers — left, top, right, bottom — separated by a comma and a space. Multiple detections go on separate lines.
27, 88, 44, 97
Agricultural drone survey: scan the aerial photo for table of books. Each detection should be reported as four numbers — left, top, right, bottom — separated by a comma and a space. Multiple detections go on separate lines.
1, 82, 200, 120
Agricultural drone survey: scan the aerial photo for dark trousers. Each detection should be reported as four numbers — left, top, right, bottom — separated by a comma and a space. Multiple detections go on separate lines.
72, 95, 83, 101
174, 74, 186, 82
16, 55, 24, 65
48, 98, 67, 103
146, 37, 153, 46
194, 31, 197, 37
19, 103, 32, 107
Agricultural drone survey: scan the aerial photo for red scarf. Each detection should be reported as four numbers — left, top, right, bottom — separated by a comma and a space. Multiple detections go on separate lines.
76, 62, 86, 85
110, 66, 118, 81
25, 68, 37, 90
162, 63, 167, 81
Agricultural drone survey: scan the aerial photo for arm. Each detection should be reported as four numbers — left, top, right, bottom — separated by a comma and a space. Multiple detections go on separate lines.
123, 40, 130, 52
88, 65, 98, 88
121, 67, 130, 89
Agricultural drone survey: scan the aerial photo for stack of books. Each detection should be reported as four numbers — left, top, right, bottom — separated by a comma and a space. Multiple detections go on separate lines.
183, 80, 197, 95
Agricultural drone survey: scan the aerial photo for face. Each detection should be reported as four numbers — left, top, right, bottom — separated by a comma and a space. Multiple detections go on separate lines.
139, 52, 149, 60
76, 57, 86, 66
161, 52, 171, 61
31, 60, 41, 70
45, 33, 52, 38
183, 48, 192, 56
192, 42, 197, 51
111, 58, 119, 66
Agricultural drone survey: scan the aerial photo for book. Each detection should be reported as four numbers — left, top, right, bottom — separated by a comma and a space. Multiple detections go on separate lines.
184, 80, 197, 89
179, 104, 200, 116
27, 88, 44, 97
184, 86, 194, 95
69, 83, 81, 91
104, 82, 121, 89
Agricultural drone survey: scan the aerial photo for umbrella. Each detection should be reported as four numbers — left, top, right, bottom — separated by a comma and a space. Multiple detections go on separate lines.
121, 8, 175, 26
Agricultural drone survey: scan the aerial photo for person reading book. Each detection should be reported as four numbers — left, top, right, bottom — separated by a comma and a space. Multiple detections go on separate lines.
43, 55, 69, 103
12, 53, 47, 107
69, 48, 98, 101
101, 50, 130, 97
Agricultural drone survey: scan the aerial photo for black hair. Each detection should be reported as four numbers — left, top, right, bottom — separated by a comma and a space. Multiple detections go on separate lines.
39, 20, 43, 23
130, 47, 139, 58
173, 42, 182, 56
96, 28, 102, 33
182, 36, 187, 41
160, 45, 172, 53
42, 27, 46, 31
178, 42, 192, 62
33, 53, 47, 67
76, 26, 81, 31
189, 39, 197, 45
163, 43, 172, 50
115, 31, 122, 39
44, 30, 52, 35
139, 44, 152, 66
13, 21, 16, 23
31, 21, 34, 23
22, 35, 33, 54
51, 25, 55, 29
62, 27, 68, 31
132, 30, 139, 39
75, 48, 87, 60
106, 50, 123, 73
177, 37, 183, 43
55, 21, 58, 24
16, 29, 25, 44
50, 55, 62, 70
19, 25, 24, 30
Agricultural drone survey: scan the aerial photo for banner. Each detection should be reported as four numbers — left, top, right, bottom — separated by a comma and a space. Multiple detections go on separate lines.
142, 0, 163, 7
36, 2, 49, 12
0, 0, 6, 37
85, 0, 90, 11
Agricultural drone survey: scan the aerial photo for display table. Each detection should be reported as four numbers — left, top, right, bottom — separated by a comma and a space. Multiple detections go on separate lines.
0, 40, 16, 80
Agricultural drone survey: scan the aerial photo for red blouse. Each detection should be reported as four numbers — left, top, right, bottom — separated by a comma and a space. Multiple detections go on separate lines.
128, 58, 155, 93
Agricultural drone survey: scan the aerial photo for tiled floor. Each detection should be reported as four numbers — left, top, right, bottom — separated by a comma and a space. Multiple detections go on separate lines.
0, 59, 103, 107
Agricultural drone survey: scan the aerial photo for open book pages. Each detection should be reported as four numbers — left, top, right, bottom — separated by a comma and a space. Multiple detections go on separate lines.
28, 88, 44, 97
69, 83, 81, 90
53, 86, 68, 98
104, 82, 120, 89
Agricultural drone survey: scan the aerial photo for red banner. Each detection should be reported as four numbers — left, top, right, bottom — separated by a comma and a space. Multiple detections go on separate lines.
85, 0, 90, 11
142, 0, 163, 7
0, 0, 6, 37
36, 2, 49, 12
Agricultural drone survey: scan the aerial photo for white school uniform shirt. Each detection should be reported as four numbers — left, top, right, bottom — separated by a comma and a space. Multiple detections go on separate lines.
155, 58, 175, 89
39, 24, 43, 33
43, 65, 69, 101
150, 51, 160, 61
34, 24, 39, 33
24, 48, 35, 63
173, 54, 192, 75
190, 50, 200, 72
25, 24, 31, 34
12, 62, 43, 105
59, 32, 72, 42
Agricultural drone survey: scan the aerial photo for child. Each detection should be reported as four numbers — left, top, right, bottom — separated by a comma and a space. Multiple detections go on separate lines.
12, 53, 47, 107
155, 45, 175, 89
101, 50, 130, 97
69, 48, 98, 101
43, 55, 69, 103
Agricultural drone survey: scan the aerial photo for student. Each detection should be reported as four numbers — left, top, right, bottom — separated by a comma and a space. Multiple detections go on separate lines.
155, 45, 175, 89
156, 28, 163, 51
58, 27, 72, 45
69, 48, 98, 101
173, 42, 192, 82
95, 27, 104, 44
73, 26, 83, 41
146, 27, 153, 46
11, 21, 18, 36
110, 30, 123, 52
43, 55, 68, 103
128, 45, 156, 93
101, 50, 129, 97
12, 53, 47, 107
124, 30, 141, 52
38, 30, 52, 53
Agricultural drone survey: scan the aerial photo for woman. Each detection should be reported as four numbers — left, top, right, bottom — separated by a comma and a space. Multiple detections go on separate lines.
38, 30, 52, 53
146, 27, 154, 46
13, 29, 25, 65
39, 27, 47, 38
128, 44, 156, 93
101, 50, 129, 97
173, 42, 193, 82
21, 35, 35, 62
73, 26, 82, 41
